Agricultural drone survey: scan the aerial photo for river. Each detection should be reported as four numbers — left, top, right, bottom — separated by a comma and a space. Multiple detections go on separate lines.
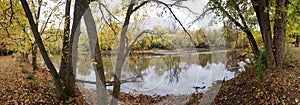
50, 49, 247, 96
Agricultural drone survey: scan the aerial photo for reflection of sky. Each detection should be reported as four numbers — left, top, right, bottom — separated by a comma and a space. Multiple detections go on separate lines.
76, 61, 236, 95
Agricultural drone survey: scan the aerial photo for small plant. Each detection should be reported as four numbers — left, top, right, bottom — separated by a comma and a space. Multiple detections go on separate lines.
30, 81, 39, 90
256, 50, 266, 83
26, 72, 34, 80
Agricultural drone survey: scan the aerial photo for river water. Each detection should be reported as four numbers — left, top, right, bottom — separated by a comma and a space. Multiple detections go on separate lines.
51, 49, 247, 96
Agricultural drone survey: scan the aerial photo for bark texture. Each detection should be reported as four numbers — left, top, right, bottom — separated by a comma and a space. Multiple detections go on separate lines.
21, 0, 68, 99
111, 0, 136, 105
83, 3, 108, 105
273, 0, 288, 67
251, 0, 276, 69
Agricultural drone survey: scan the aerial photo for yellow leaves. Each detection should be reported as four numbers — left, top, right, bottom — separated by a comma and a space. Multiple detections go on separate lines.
295, 98, 299, 103
92, 62, 98, 65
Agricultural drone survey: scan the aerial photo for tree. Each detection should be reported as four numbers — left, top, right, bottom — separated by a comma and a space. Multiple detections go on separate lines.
20, 0, 69, 99
273, 0, 288, 67
83, 3, 107, 104
21, 0, 92, 100
251, 0, 288, 68
287, 0, 300, 47
110, 0, 198, 104
206, 0, 259, 56
207, 0, 289, 68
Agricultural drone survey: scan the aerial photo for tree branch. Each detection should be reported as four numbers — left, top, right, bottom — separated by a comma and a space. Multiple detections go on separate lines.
40, 0, 64, 35
125, 30, 152, 56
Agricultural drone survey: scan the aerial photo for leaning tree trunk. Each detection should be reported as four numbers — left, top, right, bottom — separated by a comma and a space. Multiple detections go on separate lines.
245, 30, 259, 56
273, 0, 288, 68
251, 0, 276, 69
83, 4, 108, 105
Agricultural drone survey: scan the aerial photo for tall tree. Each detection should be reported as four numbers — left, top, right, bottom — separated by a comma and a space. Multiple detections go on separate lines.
206, 0, 259, 56
273, 0, 288, 67
20, 0, 69, 99
111, 0, 136, 104
83, 1, 107, 104
251, 0, 289, 68
58, 0, 77, 96
32, 0, 42, 70
251, 0, 276, 68
110, 0, 196, 104
21, 0, 90, 100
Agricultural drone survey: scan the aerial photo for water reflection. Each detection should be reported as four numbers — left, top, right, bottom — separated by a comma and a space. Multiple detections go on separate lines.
74, 50, 244, 95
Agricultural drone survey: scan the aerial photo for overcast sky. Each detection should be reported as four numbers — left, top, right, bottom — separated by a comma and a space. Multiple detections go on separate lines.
39, 0, 222, 32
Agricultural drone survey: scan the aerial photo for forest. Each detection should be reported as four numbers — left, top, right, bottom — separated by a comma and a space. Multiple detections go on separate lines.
0, 0, 300, 104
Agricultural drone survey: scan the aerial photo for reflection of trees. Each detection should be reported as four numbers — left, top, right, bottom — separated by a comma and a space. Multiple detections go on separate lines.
102, 55, 114, 81
77, 63, 92, 76
76, 54, 92, 76
163, 55, 181, 84
128, 54, 151, 79
198, 54, 211, 67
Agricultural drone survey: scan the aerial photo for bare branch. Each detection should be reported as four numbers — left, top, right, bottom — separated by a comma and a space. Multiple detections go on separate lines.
171, 3, 199, 15
187, 8, 212, 28
234, 3, 248, 30
130, 1, 150, 15
98, 2, 120, 22
125, 30, 152, 56
155, 0, 196, 46
9, 0, 14, 26
40, 0, 64, 35
98, 3, 118, 37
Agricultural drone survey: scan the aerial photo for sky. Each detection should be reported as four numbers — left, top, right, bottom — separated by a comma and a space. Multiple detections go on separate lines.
39, 0, 222, 32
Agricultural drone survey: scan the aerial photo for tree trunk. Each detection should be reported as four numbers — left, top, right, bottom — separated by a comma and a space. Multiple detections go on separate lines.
32, 44, 37, 70
58, 0, 76, 96
273, 0, 288, 67
59, 0, 71, 81
251, 0, 276, 69
32, 0, 41, 71
296, 35, 299, 47
20, 0, 68, 100
245, 30, 259, 56
72, 23, 80, 78
83, 5, 108, 105
65, 0, 88, 97
215, 0, 259, 56
111, 0, 136, 105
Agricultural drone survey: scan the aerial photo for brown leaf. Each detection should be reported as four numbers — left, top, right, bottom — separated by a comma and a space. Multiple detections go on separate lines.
274, 87, 280, 93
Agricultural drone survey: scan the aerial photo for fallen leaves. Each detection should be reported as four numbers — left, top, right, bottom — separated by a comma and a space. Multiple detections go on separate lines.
213, 56, 300, 105
0, 56, 88, 104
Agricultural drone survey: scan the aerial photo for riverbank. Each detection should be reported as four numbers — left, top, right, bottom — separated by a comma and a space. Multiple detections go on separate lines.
80, 48, 300, 104
213, 47, 300, 104
1, 47, 299, 104
0, 56, 87, 104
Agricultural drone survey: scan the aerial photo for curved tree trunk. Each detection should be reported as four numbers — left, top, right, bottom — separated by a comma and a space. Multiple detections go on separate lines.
83, 4, 108, 105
